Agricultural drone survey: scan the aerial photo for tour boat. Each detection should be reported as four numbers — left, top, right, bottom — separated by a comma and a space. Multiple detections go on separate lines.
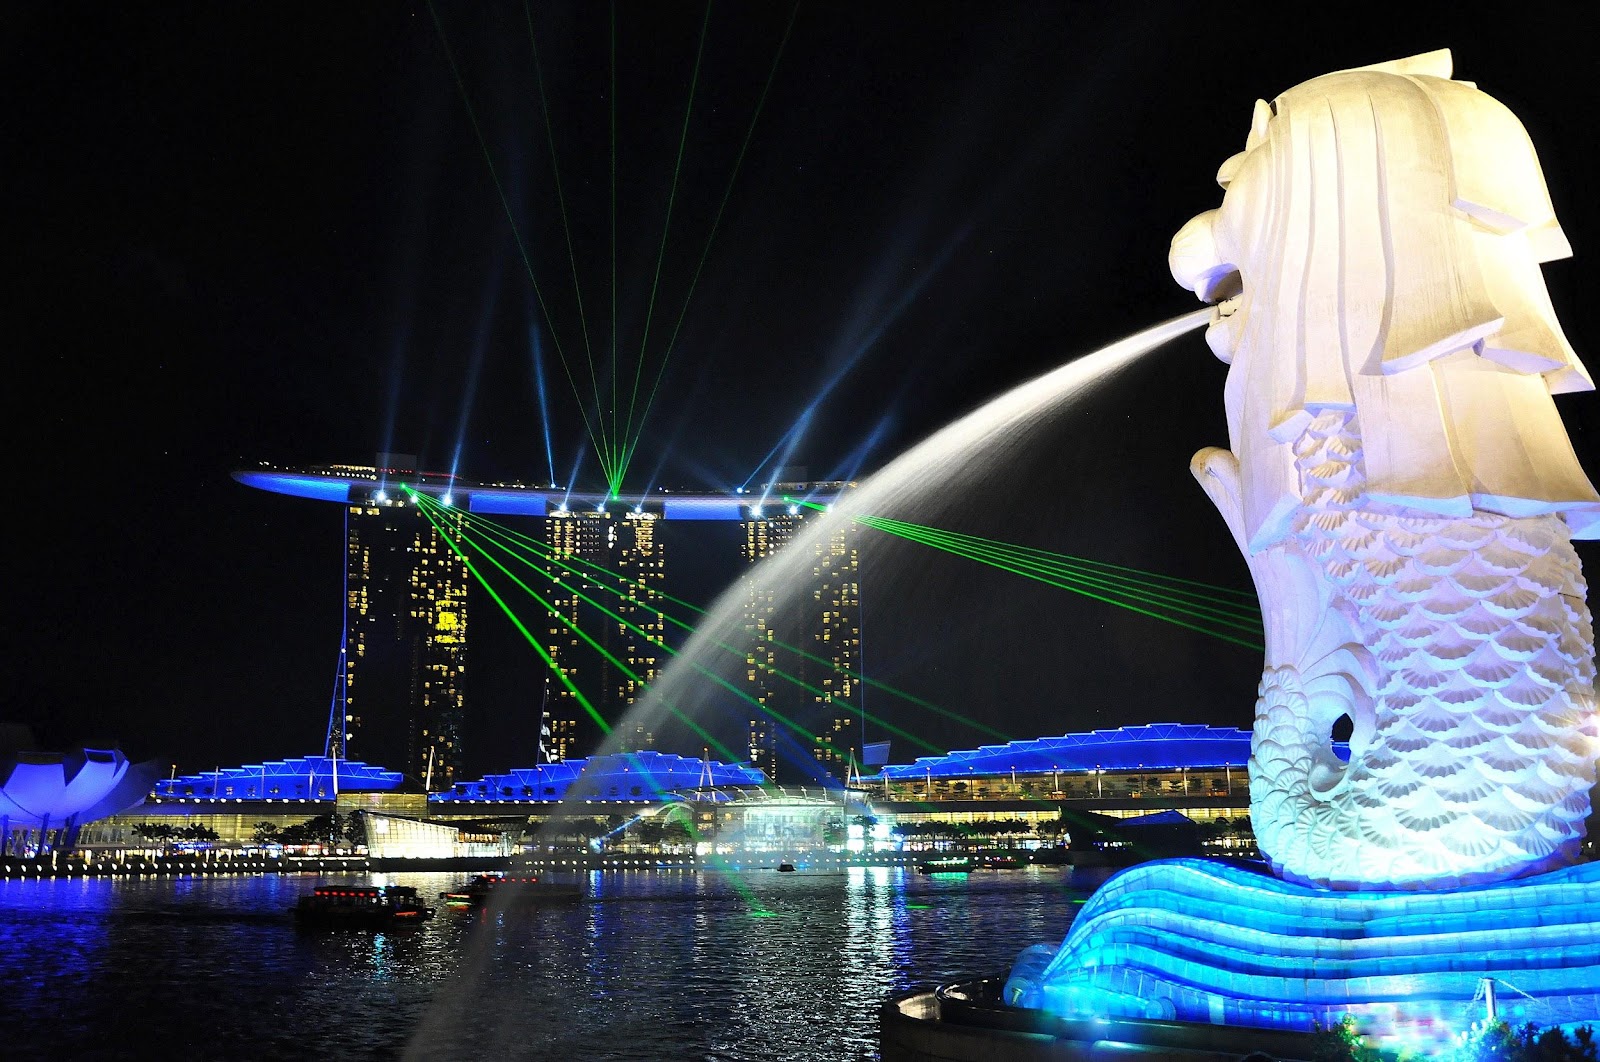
291, 885, 434, 928
916, 857, 974, 874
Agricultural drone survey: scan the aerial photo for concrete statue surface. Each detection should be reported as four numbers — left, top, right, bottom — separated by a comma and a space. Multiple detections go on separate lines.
1007, 51, 1600, 1038
1171, 47, 1600, 891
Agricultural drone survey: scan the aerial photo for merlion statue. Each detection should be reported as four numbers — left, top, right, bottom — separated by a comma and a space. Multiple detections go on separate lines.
1170, 49, 1600, 890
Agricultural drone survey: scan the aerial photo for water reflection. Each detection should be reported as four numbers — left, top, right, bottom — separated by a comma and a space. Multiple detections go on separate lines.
3, 867, 1100, 1059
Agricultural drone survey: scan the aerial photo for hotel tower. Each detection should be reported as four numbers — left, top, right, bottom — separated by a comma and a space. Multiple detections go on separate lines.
541, 508, 666, 760
337, 458, 469, 789
739, 483, 863, 783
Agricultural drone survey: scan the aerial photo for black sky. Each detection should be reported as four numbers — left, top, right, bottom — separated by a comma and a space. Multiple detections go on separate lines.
8, 3, 1600, 778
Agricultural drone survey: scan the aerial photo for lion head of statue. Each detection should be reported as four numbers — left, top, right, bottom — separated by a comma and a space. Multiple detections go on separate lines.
1168, 49, 1599, 551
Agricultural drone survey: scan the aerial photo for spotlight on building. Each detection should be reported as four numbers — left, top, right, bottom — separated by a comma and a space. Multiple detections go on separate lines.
750, 506, 764, 519
788, 504, 800, 516
441, 493, 454, 508
374, 489, 388, 503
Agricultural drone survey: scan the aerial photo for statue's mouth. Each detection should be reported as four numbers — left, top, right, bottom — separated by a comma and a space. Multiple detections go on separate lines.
1204, 271, 1243, 362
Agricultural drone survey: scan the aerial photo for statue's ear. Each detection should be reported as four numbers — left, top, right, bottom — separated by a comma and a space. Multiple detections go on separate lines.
1245, 99, 1272, 152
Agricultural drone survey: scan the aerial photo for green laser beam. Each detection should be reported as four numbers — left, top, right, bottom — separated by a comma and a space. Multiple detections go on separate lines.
613, 0, 802, 487
425, 0, 610, 475
862, 517, 1259, 614
856, 516, 1262, 637
774, 495, 1260, 633
787, 499, 1255, 603
618, 0, 712, 495
524, 0, 613, 477
857, 517, 1261, 634
443, 511, 905, 768
862, 518, 1261, 639
444, 504, 945, 756
861, 512, 1258, 606
417, 493, 740, 760
480, 504, 1006, 742
862, 519, 1264, 651
414, 492, 886, 769
418, 495, 806, 750
673, 808, 771, 915
440, 516, 728, 756
609, 0, 619, 480
413, 498, 611, 736
433, 499, 1008, 741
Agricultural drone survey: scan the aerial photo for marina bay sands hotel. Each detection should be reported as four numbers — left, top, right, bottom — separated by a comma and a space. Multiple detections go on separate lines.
236, 456, 863, 790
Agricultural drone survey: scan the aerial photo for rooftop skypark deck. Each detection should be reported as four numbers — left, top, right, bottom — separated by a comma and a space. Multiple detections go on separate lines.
234, 462, 850, 520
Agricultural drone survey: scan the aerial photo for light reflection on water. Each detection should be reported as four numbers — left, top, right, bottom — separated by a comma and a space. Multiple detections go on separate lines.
0, 866, 1106, 1060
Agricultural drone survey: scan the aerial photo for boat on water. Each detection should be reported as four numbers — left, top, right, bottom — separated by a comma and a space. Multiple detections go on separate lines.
917, 857, 974, 874
439, 873, 582, 907
291, 885, 434, 929
776, 862, 797, 873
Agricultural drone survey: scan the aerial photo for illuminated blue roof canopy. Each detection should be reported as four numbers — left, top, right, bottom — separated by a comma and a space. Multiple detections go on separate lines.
154, 756, 404, 799
878, 724, 1264, 778
436, 752, 767, 803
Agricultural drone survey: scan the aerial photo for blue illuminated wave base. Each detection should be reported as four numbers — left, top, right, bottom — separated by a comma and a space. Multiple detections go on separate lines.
1005, 858, 1600, 1040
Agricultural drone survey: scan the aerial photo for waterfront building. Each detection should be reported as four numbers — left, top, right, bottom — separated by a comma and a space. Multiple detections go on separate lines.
738, 482, 862, 783
80, 727, 1280, 858
438, 751, 767, 804
867, 723, 1260, 830
339, 457, 468, 789
75, 755, 412, 852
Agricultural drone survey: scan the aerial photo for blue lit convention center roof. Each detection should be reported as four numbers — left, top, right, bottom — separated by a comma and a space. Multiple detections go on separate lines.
878, 724, 1263, 779
234, 460, 849, 520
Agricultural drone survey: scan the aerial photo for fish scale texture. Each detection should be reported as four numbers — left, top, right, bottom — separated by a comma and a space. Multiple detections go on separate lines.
1249, 411, 1599, 889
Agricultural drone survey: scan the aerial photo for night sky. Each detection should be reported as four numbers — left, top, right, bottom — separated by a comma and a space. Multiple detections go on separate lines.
8, 4, 1600, 779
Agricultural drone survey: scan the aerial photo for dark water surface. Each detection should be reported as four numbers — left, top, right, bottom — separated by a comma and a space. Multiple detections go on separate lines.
0, 866, 1103, 1060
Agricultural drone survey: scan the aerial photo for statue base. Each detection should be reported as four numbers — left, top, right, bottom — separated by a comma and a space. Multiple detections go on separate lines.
1004, 858, 1600, 1046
